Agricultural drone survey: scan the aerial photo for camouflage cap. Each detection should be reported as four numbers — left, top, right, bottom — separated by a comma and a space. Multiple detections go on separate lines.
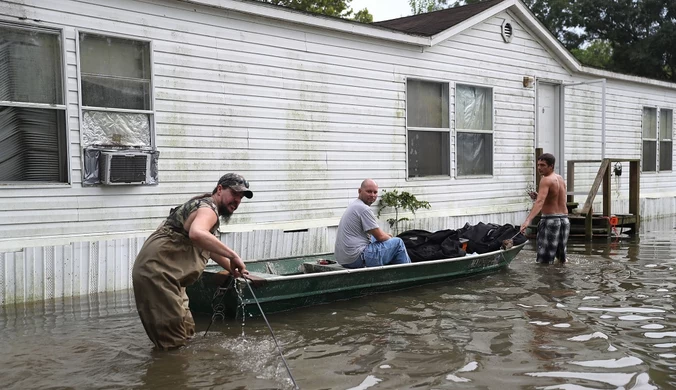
217, 173, 253, 199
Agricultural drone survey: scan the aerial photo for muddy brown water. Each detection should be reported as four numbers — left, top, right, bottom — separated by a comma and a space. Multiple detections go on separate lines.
1, 218, 675, 389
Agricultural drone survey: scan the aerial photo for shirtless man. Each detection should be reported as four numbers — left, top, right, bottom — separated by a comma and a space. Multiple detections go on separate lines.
520, 153, 570, 263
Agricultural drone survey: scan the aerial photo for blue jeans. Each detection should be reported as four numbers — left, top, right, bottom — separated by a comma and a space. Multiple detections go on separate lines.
343, 237, 411, 268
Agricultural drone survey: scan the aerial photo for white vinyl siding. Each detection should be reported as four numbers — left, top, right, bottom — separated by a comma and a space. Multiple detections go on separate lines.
1, 0, 676, 309
0, 22, 68, 183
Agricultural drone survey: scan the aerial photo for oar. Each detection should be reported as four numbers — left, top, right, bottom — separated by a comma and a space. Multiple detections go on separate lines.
243, 276, 300, 390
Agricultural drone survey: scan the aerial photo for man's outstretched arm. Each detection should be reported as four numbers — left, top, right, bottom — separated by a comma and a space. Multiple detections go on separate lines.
520, 178, 551, 233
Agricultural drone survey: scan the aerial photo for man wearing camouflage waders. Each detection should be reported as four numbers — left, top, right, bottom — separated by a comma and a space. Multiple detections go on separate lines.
132, 173, 253, 350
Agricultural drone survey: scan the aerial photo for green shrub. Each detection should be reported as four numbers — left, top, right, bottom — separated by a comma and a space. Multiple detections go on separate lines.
377, 189, 430, 236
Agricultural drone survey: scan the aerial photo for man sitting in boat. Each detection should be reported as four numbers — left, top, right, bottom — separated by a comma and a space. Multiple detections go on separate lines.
132, 173, 252, 350
335, 179, 412, 268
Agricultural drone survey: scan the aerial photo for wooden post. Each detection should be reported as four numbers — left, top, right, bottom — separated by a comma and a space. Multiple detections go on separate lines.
585, 210, 593, 239
602, 158, 611, 219
629, 160, 640, 233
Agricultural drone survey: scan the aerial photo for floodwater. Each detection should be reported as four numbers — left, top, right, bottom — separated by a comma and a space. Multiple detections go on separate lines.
1, 219, 675, 389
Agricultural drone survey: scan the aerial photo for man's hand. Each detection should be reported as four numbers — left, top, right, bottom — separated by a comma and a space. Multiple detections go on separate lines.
520, 220, 530, 234
230, 255, 247, 278
529, 191, 537, 200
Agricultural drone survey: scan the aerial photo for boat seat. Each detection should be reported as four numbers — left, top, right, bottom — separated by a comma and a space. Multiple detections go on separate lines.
302, 260, 345, 273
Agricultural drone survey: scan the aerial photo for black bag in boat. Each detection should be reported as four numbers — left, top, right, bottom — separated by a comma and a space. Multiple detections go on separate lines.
398, 229, 466, 262
457, 222, 526, 254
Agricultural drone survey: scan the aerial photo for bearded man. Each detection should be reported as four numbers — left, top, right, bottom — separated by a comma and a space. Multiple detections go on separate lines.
132, 173, 252, 349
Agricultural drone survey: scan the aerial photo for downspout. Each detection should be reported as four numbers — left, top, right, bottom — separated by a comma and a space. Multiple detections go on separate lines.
601, 78, 607, 159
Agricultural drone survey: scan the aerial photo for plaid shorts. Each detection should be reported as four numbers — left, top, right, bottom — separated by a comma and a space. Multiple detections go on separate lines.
537, 214, 570, 263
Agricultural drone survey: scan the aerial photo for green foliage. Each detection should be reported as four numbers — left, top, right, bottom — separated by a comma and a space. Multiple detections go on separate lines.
352, 7, 373, 23
409, 0, 449, 15
261, 0, 373, 23
377, 189, 431, 236
570, 40, 613, 70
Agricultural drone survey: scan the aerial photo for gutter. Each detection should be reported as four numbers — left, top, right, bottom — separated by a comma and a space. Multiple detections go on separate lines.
177, 0, 433, 46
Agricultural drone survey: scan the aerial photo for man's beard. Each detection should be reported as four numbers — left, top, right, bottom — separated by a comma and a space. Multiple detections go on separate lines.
217, 204, 232, 223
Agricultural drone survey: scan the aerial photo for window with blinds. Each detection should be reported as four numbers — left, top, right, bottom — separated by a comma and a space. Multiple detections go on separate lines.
0, 24, 68, 183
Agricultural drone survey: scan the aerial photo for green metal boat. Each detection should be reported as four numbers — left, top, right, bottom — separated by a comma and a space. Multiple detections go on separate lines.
187, 242, 526, 318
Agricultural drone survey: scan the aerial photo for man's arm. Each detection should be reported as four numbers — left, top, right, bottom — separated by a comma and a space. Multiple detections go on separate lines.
188, 208, 246, 276
367, 227, 392, 242
520, 178, 551, 233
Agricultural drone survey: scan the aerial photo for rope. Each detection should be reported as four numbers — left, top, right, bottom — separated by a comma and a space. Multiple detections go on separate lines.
244, 277, 299, 390
204, 277, 234, 337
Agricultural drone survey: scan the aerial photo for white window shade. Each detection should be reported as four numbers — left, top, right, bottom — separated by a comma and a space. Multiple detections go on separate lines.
456, 85, 492, 131
456, 84, 493, 176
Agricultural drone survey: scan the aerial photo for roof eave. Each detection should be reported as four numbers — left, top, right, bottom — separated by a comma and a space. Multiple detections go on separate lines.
509, 1, 581, 73
429, 0, 514, 46
177, 0, 432, 46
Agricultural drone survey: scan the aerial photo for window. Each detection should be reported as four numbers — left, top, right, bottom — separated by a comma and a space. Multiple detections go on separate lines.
642, 107, 672, 172
456, 84, 493, 176
78, 33, 153, 149
642, 107, 657, 172
406, 79, 450, 178
0, 24, 67, 182
659, 108, 672, 171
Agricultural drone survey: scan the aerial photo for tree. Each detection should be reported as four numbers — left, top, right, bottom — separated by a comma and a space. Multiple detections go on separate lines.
376, 189, 431, 236
261, 0, 373, 23
570, 40, 613, 70
409, 0, 449, 15
579, 0, 676, 82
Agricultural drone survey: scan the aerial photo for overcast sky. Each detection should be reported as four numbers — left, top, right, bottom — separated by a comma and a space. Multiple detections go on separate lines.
350, 0, 413, 21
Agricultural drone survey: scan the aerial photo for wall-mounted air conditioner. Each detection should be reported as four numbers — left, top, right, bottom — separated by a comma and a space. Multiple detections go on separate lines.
99, 150, 152, 185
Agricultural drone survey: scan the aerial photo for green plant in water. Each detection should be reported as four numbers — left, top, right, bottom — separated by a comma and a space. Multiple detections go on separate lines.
377, 189, 431, 236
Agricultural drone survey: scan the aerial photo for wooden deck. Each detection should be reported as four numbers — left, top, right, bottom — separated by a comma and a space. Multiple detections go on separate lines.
530, 213, 637, 237
566, 158, 640, 238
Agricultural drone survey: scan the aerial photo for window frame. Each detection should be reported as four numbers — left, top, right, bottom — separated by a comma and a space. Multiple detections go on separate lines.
0, 20, 71, 186
659, 107, 673, 172
405, 77, 452, 180
641, 106, 658, 173
454, 83, 495, 178
75, 29, 156, 150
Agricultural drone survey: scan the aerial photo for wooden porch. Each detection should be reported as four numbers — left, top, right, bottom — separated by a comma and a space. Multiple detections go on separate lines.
531, 158, 641, 239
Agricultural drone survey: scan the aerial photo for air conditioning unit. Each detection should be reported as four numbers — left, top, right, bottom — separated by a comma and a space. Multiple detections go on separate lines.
99, 151, 152, 185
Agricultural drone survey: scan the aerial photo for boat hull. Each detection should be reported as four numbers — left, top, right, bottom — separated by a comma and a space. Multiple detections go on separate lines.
187, 243, 525, 318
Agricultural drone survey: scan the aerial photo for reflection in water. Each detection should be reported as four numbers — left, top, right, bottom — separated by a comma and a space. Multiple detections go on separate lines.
0, 217, 675, 389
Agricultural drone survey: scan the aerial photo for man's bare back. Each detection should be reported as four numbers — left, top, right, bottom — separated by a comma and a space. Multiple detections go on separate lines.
540, 173, 568, 215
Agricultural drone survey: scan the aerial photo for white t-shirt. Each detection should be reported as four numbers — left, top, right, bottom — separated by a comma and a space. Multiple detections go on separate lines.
334, 199, 379, 265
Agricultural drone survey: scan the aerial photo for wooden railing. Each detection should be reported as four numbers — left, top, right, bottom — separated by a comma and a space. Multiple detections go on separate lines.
566, 158, 640, 238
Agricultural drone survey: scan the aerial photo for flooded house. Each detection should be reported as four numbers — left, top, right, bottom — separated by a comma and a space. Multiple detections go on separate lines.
1, 0, 675, 305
